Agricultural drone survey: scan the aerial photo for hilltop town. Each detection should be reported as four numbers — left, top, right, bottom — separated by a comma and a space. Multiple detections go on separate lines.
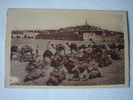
11, 23, 124, 44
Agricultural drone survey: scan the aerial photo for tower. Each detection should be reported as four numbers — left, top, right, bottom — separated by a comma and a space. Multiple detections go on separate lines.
85, 18, 88, 25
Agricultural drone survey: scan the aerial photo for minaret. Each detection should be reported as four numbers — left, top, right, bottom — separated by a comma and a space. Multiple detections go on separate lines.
85, 18, 88, 26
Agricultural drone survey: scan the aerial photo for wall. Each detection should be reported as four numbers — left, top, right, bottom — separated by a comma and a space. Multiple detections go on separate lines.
0, 0, 133, 100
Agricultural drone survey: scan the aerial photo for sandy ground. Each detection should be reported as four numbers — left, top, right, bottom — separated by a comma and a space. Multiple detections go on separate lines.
10, 39, 124, 86
11, 59, 124, 86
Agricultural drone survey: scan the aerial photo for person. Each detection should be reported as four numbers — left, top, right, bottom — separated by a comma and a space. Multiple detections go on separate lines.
11, 45, 18, 60
55, 43, 65, 56
44, 54, 66, 85
64, 42, 71, 55
66, 42, 78, 54
87, 60, 102, 79
35, 45, 39, 58
50, 43, 56, 55
63, 56, 80, 80
47, 41, 56, 55
46, 68, 65, 85
24, 53, 54, 83
43, 49, 53, 59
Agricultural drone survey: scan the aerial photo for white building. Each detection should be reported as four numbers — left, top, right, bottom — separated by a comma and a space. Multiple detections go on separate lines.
82, 31, 103, 42
23, 31, 39, 39
12, 31, 39, 39
11, 31, 24, 38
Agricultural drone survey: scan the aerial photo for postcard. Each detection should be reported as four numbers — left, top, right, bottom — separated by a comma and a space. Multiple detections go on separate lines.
5, 9, 129, 88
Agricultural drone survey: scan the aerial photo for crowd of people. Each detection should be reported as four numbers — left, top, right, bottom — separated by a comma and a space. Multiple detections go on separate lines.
11, 40, 123, 85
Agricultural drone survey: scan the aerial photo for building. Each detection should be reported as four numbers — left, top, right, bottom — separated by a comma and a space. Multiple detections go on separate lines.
79, 30, 104, 42
23, 31, 39, 39
12, 30, 39, 39
11, 30, 24, 38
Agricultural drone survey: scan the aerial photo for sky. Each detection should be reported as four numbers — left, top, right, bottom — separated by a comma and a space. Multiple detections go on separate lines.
7, 9, 127, 32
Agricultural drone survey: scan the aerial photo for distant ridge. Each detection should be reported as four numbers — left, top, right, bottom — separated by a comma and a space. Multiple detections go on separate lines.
12, 24, 123, 34
12, 24, 124, 41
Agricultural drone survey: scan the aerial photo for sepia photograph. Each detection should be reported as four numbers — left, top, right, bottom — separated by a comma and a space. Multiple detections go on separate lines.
5, 9, 129, 88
